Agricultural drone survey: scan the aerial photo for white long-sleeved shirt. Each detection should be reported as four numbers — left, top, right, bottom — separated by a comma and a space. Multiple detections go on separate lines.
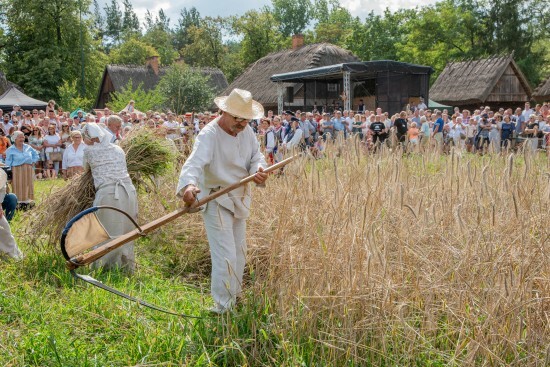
62, 143, 86, 168
264, 129, 276, 153
176, 117, 266, 218
283, 128, 303, 150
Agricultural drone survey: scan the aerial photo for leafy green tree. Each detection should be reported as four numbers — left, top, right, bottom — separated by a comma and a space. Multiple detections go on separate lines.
158, 64, 215, 114
58, 80, 93, 111
110, 38, 158, 65
173, 7, 202, 50
271, 0, 311, 37
92, 0, 105, 41
180, 17, 226, 68
347, 9, 412, 61
121, 0, 140, 38
1, 0, 107, 102
312, 1, 354, 45
103, 0, 122, 47
107, 79, 164, 112
230, 9, 285, 68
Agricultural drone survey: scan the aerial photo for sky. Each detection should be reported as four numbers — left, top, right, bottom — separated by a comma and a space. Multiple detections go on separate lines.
99, 0, 438, 27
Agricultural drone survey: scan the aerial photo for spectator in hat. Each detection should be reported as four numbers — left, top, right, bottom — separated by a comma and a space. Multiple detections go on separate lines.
282, 117, 304, 151
10, 104, 22, 118
178, 88, 268, 314
2, 114, 14, 136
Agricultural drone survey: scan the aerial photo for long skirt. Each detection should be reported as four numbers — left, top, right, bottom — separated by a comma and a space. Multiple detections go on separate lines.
91, 178, 138, 273
12, 164, 34, 203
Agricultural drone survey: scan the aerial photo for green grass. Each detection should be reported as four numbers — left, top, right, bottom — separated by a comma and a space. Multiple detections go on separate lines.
0, 180, 317, 367
1, 149, 548, 367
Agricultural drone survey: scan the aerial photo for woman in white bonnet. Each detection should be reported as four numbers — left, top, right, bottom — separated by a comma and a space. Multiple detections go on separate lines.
82, 119, 137, 272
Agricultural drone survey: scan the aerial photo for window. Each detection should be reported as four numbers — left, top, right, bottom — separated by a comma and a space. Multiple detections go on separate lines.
327, 83, 338, 92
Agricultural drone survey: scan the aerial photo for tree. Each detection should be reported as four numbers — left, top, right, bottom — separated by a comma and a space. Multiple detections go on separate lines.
230, 9, 285, 68
312, 1, 354, 45
1, 0, 107, 102
121, 0, 140, 38
158, 64, 215, 114
107, 79, 165, 112
271, 0, 311, 37
110, 38, 158, 65
92, 0, 105, 41
58, 80, 93, 111
173, 7, 202, 50
349, 9, 413, 61
103, 0, 122, 48
180, 17, 226, 68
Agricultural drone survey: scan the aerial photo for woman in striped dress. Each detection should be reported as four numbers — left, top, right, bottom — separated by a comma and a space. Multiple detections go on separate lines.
5, 131, 40, 204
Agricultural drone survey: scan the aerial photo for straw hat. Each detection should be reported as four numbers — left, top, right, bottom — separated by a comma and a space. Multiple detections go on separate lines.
0, 168, 7, 188
214, 88, 264, 120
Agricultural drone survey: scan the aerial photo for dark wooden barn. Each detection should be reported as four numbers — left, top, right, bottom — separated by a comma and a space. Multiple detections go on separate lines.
94, 56, 229, 109
271, 61, 434, 115
430, 54, 532, 110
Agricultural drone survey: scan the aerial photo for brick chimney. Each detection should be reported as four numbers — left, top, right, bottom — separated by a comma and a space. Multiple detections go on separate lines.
292, 34, 304, 50
146, 55, 160, 75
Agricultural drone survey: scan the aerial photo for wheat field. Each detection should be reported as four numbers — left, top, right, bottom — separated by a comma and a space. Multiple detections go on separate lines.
4, 143, 549, 366
239, 144, 550, 365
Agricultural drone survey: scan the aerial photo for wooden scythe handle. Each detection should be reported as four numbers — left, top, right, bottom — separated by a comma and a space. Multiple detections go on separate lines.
67, 153, 301, 269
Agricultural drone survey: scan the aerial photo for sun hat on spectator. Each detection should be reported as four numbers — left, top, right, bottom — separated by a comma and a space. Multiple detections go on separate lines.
214, 88, 264, 120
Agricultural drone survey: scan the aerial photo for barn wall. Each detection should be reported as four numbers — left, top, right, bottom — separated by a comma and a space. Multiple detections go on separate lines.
486, 65, 529, 103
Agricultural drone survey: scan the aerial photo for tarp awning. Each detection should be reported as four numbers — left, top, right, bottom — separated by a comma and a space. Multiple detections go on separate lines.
0, 87, 48, 112
428, 99, 453, 109
270, 61, 434, 82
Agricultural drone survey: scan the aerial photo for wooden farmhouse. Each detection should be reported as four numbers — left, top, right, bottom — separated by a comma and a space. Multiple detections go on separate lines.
94, 56, 229, 109
430, 54, 532, 110
223, 35, 359, 112
532, 75, 550, 102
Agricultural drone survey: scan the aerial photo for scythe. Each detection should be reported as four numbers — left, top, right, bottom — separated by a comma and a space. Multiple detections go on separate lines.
60, 153, 301, 317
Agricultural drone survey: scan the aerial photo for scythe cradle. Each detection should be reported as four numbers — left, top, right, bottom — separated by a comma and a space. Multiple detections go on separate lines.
59, 153, 301, 316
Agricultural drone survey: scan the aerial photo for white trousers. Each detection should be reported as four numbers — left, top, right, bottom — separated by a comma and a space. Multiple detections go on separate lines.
202, 202, 247, 310
0, 216, 22, 259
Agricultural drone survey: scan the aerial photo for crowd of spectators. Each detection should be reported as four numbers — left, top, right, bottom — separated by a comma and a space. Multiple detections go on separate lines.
0, 98, 548, 216
253, 101, 550, 160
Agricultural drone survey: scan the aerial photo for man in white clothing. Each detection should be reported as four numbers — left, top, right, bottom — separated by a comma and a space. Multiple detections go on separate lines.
177, 89, 268, 313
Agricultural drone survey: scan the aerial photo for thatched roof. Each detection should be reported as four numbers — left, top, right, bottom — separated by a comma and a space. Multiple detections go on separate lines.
105, 65, 228, 93
430, 54, 532, 105
533, 75, 550, 101
223, 43, 359, 105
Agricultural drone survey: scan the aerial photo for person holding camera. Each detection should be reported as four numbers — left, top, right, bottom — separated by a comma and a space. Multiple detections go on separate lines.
476, 114, 491, 153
